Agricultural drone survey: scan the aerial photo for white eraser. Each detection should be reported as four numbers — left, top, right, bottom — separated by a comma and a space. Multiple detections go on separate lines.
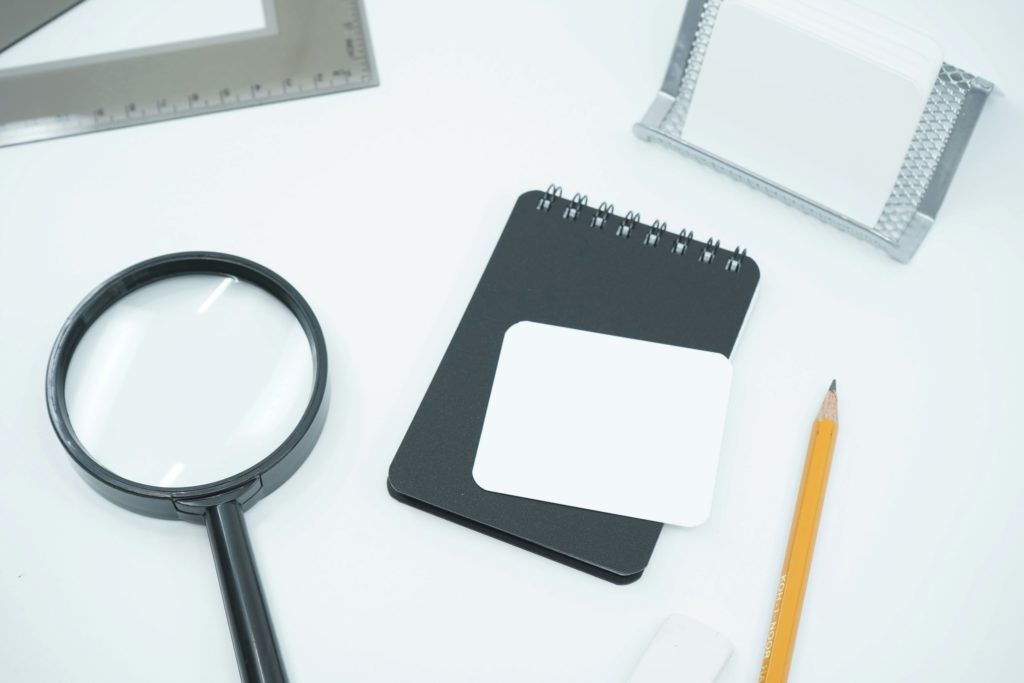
627, 615, 733, 683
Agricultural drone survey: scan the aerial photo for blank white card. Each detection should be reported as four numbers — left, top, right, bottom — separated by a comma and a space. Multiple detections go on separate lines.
681, 0, 943, 227
472, 322, 733, 527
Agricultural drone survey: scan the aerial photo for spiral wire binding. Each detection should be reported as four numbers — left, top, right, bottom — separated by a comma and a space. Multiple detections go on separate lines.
538, 186, 747, 272
591, 202, 614, 229
537, 184, 563, 212
644, 220, 666, 247
673, 230, 694, 255
699, 239, 720, 264
617, 212, 640, 239
724, 246, 747, 272
563, 193, 588, 221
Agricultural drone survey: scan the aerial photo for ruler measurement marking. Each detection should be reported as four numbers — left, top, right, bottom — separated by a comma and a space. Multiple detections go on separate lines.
0, 0, 377, 147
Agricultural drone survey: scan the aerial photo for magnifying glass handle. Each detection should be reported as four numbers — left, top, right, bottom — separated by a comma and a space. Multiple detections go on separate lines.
206, 501, 288, 683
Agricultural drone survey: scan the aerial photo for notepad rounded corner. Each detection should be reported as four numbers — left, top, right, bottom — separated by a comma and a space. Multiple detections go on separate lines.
386, 462, 412, 497
517, 189, 547, 211
739, 251, 761, 284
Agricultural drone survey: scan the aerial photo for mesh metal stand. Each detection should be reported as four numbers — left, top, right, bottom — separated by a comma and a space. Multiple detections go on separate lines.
635, 0, 994, 262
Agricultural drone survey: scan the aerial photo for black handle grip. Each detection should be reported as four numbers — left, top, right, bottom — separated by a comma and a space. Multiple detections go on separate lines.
206, 500, 288, 683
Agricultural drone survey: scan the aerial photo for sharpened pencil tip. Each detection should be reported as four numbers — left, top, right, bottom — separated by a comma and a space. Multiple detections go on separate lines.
818, 380, 839, 421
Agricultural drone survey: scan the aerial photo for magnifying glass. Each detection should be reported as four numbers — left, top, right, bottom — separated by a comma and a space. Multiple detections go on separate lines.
45, 252, 329, 683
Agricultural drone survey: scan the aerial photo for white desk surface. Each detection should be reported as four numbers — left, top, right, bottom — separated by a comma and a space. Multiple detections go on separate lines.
1, 1, 1021, 681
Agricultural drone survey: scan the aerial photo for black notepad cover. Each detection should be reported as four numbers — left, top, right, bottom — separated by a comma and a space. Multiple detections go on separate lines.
388, 190, 759, 582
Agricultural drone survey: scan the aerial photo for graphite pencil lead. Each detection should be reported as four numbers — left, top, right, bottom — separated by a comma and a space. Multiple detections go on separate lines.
819, 382, 838, 422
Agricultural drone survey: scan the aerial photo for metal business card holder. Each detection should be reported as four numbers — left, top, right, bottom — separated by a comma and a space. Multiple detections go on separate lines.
634, 0, 994, 262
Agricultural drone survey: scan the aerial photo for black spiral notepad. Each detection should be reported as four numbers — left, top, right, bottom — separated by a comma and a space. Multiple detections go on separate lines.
388, 186, 760, 583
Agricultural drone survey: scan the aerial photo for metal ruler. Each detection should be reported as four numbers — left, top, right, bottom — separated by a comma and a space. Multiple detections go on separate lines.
0, 0, 85, 53
0, 0, 378, 147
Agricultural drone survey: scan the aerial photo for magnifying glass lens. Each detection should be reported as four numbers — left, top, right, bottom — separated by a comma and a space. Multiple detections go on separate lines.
64, 273, 314, 488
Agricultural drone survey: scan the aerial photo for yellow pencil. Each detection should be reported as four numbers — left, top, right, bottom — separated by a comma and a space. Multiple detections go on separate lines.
758, 381, 839, 683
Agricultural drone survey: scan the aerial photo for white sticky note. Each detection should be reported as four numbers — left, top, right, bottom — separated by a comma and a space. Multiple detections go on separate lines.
471, 322, 733, 527
627, 615, 733, 683
681, 0, 943, 227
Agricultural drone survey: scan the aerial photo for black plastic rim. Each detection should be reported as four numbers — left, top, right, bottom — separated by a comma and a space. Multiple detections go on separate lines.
45, 252, 330, 520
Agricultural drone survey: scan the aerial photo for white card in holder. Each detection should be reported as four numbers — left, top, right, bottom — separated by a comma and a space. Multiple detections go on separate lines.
681, 0, 943, 228
635, 0, 994, 262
